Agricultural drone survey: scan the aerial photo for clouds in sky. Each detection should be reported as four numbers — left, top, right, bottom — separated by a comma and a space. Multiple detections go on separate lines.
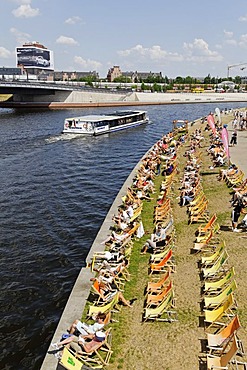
65, 16, 82, 25
12, 0, 40, 18
56, 36, 79, 46
74, 56, 102, 71
10, 27, 31, 45
0, 47, 12, 59
2, 0, 247, 77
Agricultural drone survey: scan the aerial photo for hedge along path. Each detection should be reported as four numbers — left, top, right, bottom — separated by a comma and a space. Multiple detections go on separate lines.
106, 113, 247, 370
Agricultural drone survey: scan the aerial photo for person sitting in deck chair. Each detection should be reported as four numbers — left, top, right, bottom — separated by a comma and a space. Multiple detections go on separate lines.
69, 330, 107, 355
141, 225, 171, 254
51, 312, 107, 350
90, 277, 135, 308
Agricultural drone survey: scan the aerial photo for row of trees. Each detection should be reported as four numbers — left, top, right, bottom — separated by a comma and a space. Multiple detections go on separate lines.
73, 73, 246, 92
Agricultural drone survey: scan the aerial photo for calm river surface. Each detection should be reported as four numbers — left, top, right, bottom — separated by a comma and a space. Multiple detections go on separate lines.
0, 102, 246, 369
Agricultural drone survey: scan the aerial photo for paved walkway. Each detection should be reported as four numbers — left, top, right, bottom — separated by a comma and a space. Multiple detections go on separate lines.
228, 126, 247, 175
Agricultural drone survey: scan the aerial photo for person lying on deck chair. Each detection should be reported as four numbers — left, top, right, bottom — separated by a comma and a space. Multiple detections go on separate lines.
51, 312, 107, 349
94, 258, 129, 279
69, 331, 107, 355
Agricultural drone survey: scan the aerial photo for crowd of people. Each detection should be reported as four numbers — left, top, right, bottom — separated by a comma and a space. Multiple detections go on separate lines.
49, 126, 186, 364
48, 109, 247, 366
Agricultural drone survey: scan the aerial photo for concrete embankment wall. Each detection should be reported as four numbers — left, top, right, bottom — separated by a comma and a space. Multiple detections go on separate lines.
40, 159, 142, 370
1, 90, 247, 109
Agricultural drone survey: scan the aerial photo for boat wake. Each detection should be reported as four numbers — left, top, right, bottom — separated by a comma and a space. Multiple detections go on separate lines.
45, 133, 85, 144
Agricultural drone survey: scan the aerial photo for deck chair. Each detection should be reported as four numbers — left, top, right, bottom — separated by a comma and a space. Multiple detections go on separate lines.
203, 280, 237, 308
146, 280, 173, 307
87, 292, 121, 318
187, 190, 205, 209
203, 267, 235, 293
196, 213, 217, 237
149, 245, 172, 263
204, 293, 235, 324
143, 289, 177, 322
206, 315, 241, 353
90, 279, 110, 304
206, 333, 239, 370
202, 250, 229, 279
67, 328, 113, 369
188, 194, 208, 215
129, 205, 143, 223
189, 201, 210, 224
60, 347, 84, 370
146, 269, 171, 294
149, 249, 176, 274
192, 230, 216, 254
200, 242, 226, 267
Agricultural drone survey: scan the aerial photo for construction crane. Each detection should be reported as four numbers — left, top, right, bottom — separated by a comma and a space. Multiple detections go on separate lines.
227, 62, 247, 78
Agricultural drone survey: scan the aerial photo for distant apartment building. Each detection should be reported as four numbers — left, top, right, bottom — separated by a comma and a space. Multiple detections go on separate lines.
107, 66, 122, 82
0, 67, 23, 80
54, 71, 99, 81
107, 66, 163, 82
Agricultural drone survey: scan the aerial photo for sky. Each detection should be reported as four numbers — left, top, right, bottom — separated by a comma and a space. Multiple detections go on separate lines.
1, 0, 247, 79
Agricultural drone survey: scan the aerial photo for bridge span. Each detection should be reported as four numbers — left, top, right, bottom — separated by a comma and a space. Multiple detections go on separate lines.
1, 81, 247, 109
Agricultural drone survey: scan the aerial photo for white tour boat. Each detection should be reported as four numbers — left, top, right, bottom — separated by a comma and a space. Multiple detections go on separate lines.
62, 110, 149, 135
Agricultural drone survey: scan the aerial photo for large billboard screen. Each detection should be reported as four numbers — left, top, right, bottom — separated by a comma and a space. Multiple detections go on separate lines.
16, 47, 54, 70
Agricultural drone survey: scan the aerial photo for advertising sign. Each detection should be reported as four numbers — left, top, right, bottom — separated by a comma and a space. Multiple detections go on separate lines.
16, 47, 54, 70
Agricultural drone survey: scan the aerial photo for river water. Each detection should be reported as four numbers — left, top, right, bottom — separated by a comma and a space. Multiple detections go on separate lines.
0, 102, 245, 369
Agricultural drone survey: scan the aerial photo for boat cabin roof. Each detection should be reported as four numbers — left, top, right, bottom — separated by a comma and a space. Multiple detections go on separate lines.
65, 110, 146, 122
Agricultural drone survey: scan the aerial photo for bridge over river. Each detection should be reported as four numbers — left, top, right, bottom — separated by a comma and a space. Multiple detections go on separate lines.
1, 80, 247, 108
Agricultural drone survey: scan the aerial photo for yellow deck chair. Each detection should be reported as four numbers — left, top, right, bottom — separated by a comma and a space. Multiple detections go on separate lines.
60, 347, 84, 370
206, 333, 239, 370
149, 245, 172, 264
204, 267, 235, 293
87, 292, 121, 318
200, 241, 226, 267
189, 201, 209, 224
143, 289, 177, 322
203, 280, 237, 308
202, 250, 229, 279
204, 293, 235, 324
